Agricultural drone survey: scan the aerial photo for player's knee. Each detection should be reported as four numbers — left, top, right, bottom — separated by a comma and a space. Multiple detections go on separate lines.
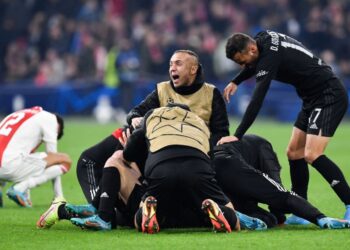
50, 153, 72, 173
62, 163, 71, 173
286, 146, 294, 159
268, 192, 290, 209
286, 146, 304, 160
64, 156, 72, 170
304, 151, 321, 164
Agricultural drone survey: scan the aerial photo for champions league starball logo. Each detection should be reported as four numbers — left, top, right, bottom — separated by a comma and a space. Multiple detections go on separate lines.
167, 97, 174, 104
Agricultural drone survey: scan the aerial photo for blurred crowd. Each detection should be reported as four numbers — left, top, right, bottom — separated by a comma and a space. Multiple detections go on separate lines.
1, 0, 350, 87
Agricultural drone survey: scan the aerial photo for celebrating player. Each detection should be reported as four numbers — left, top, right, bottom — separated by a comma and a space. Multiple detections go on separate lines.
220, 30, 350, 224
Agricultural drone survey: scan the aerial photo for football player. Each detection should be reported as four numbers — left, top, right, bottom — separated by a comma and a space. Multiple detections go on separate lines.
0, 106, 71, 207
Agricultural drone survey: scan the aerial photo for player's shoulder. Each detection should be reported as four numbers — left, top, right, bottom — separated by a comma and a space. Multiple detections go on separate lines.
243, 134, 271, 146
203, 82, 216, 89
254, 30, 271, 42
255, 30, 285, 46
254, 30, 268, 38
156, 81, 171, 91
35, 110, 56, 123
36, 109, 53, 117
157, 81, 170, 86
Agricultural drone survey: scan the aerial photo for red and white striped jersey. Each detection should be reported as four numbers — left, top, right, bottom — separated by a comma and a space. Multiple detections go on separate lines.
0, 106, 58, 166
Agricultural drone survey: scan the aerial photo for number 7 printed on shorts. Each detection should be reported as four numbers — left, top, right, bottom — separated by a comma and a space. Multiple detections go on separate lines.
309, 108, 322, 125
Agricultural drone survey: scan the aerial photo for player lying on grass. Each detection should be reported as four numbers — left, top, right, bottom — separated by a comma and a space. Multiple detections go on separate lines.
0, 106, 71, 207
213, 138, 350, 229
214, 134, 285, 227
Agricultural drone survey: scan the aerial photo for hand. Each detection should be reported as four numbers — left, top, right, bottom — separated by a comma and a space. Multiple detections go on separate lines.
118, 128, 131, 147
131, 117, 143, 129
217, 136, 239, 145
223, 81, 238, 103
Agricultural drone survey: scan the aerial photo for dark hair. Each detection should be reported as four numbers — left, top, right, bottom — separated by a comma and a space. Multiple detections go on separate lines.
225, 33, 254, 59
55, 114, 64, 140
173, 49, 199, 62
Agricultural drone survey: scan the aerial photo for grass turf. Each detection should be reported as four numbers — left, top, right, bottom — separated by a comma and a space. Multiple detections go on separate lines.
1, 118, 350, 249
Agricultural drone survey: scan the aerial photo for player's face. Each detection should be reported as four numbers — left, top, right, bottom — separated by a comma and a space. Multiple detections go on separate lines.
169, 52, 198, 87
232, 44, 258, 68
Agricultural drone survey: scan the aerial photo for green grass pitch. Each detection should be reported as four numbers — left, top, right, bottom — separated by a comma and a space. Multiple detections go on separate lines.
1, 118, 350, 249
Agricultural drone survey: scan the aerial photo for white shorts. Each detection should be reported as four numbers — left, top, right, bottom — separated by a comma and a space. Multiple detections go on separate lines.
0, 152, 47, 183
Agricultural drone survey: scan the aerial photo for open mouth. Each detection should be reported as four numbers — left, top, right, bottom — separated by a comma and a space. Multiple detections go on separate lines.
171, 74, 180, 85
172, 74, 179, 80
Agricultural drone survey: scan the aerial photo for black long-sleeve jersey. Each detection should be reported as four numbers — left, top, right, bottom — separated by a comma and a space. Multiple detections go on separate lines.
232, 30, 337, 139
126, 80, 229, 145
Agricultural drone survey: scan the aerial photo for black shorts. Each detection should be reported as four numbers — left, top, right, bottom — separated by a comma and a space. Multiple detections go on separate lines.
144, 156, 230, 227
294, 78, 349, 137
76, 155, 102, 203
77, 135, 122, 202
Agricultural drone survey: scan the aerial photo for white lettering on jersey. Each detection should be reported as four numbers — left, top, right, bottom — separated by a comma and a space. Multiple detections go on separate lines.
268, 31, 280, 51
281, 41, 313, 58
256, 70, 269, 78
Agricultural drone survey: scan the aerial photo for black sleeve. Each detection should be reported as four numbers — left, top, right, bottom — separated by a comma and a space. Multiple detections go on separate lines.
234, 51, 281, 139
126, 90, 160, 125
123, 127, 147, 163
232, 66, 256, 85
209, 88, 230, 145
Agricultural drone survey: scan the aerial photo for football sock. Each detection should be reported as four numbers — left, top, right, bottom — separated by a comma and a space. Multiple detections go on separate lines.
52, 177, 63, 197
126, 184, 144, 217
312, 155, 350, 205
220, 205, 238, 229
285, 193, 324, 225
58, 204, 72, 220
98, 167, 121, 223
250, 207, 278, 228
14, 165, 64, 193
289, 158, 309, 199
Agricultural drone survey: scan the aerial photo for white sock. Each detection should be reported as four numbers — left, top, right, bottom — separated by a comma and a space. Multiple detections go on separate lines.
52, 176, 64, 197
14, 164, 65, 193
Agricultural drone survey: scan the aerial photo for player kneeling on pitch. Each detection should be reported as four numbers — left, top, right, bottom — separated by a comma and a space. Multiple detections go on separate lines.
213, 141, 350, 229
125, 104, 263, 233
0, 106, 71, 207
